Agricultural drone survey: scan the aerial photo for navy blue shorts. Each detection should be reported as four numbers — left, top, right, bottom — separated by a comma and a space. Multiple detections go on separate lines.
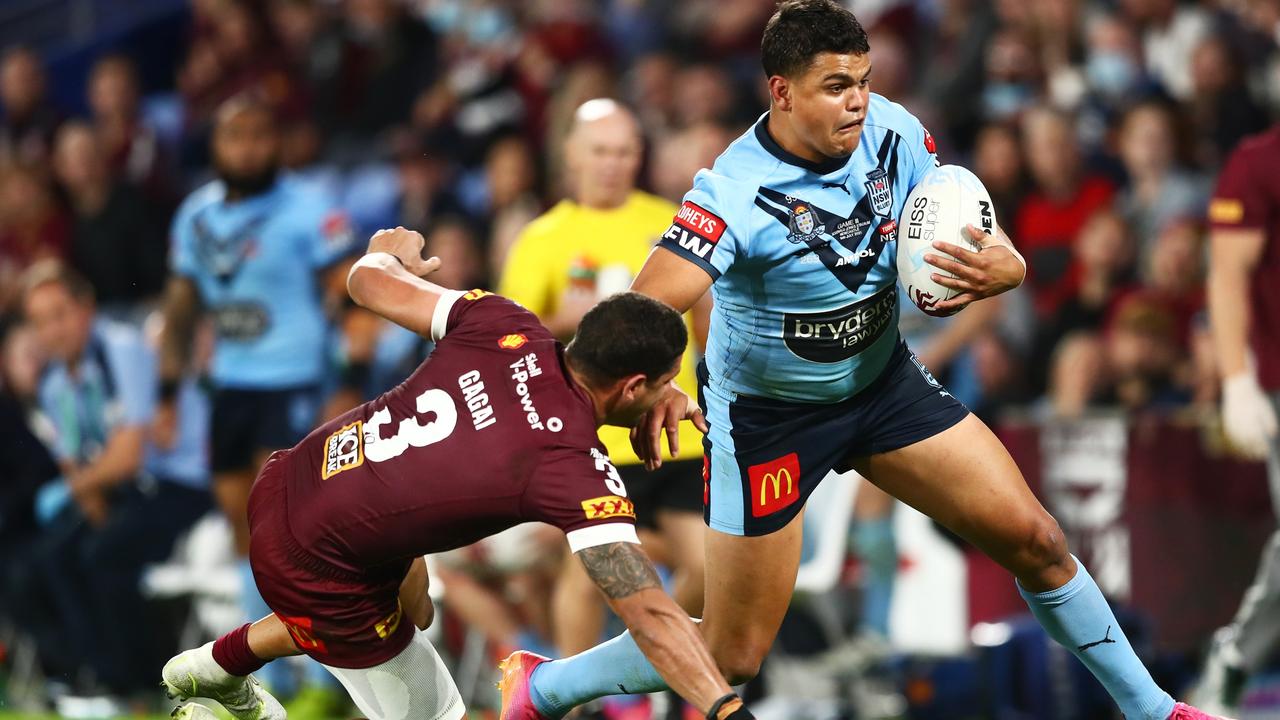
211, 385, 320, 474
698, 341, 969, 536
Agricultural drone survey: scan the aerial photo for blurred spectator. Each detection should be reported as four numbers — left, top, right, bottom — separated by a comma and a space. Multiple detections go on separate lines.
0, 46, 61, 167
650, 122, 734, 203
476, 134, 543, 277
981, 29, 1043, 125
1047, 330, 1110, 418
12, 261, 210, 698
1115, 100, 1209, 255
1015, 105, 1117, 317
86, 54, 173, 206
425, 215, 486, 291
972, 121, 1028, 224
52, 122, 167, 319
312, 0, 441, 157
916, 0, 999, 154
670, 63, 738, 130
0, 165, 71, 312
1105, 294, 1190, 411
1119, 0, 1211, 100
624, 51, 681, 138
1189, 34, 1271, 167
1030, 210, 1137, 393
497, 99, 708, 661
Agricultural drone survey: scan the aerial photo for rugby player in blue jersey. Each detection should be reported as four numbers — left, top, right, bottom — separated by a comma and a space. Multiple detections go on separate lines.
499, 3, 1225, 720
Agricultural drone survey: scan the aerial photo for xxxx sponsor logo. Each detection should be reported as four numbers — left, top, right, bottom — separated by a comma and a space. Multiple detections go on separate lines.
463, 288, 493, 301
581, 495, 636, 521
280, 615, 328, 653
748, 452, 801, 518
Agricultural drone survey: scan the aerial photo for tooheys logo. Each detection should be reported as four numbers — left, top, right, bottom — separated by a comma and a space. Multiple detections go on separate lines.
782, 284, 896, 363
662, 201, 725, 260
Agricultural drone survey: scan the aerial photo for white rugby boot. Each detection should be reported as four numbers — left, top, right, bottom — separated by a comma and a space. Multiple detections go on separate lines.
162, 641, 286, 720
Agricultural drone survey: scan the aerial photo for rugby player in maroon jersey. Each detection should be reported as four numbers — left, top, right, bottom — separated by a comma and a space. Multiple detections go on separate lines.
161, 226, 756, 720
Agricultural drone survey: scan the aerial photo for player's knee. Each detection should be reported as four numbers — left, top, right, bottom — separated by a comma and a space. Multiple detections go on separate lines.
1017, 514, 1070, 576
712, 642, 767, 685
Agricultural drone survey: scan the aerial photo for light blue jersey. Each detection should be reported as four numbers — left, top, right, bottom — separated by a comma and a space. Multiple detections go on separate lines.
657, 94, 937, 403
170, 176, 355, 389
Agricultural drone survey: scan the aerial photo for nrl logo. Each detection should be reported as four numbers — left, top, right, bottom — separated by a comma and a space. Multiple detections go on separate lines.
787, 203, 826, 244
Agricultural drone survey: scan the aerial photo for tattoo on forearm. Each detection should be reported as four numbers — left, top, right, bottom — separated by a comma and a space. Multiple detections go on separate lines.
578, 542, 662, 599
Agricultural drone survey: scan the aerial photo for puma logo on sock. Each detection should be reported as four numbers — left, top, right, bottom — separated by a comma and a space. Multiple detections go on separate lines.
1078, 625, 1117, 652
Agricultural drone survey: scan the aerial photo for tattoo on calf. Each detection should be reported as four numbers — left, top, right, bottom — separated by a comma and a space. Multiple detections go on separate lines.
578, 542, 662, 599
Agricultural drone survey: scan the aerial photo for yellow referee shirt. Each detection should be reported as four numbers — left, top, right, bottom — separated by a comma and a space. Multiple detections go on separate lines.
499, 191, 704, 467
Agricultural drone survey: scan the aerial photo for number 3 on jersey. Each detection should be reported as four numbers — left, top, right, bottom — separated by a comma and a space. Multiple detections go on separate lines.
590, 447, 628, 497
364, 388, 459, 463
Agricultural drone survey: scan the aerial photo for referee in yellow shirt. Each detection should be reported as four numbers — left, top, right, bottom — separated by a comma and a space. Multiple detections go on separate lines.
499, 99, 711, 658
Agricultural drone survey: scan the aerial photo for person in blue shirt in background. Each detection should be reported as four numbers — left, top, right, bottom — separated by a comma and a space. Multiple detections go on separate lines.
155, 94, 359, 713
11, 260, 210, 701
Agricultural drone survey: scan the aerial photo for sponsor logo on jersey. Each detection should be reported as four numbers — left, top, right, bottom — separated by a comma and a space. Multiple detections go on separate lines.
923, 126, 937, 154
373, 604, 403, 640
1209, 198, 1244, 224
787, 203, 826, 244
321, 420, 364, 479
280, 615, 328, 653
748, 452, 801, 517
864, 167, 893, 217
782, 284, 896, 363
878, 220, 897, 237
458, 370, 496, 430
581, 495, 636, 521
498, 333, 528, 350
510, 354, 563, 432
464, 289, 492, 301
321, 211, 354, 252
663, 201, 725, 261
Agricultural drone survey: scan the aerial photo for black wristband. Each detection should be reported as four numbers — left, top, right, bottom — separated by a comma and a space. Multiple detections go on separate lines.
706, 693, 740, 720
340, 360, 372, 391
159, 379, 180, 402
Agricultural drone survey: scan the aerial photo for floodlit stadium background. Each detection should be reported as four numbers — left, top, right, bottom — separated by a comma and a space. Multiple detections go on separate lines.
0, 0, 1278, 718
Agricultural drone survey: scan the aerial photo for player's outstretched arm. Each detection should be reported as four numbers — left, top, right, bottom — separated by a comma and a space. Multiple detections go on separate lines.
632, 246, 715, 314
346, 227, 451, 339
577, 542, 749, 718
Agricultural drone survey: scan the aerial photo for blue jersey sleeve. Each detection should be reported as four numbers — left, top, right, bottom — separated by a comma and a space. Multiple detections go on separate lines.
309, 206, 358, 269
104, 329, 157, 427
656, 171, 744, 280
169, 203, 198, 278
903, 116, 939, 190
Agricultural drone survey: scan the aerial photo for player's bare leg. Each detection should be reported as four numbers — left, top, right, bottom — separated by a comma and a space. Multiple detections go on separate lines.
656, 510, 707, 617
849, 414, 1185, 720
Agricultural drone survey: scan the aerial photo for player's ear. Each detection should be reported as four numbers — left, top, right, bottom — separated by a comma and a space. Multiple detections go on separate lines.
618, 373, 647, 403
769, 75, 792, 112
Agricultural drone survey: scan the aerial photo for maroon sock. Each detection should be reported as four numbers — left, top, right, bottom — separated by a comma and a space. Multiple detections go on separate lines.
211, 623, 266, 677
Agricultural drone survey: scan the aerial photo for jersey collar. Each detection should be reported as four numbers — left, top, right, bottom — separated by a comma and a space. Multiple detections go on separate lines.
754, 113, 849, 175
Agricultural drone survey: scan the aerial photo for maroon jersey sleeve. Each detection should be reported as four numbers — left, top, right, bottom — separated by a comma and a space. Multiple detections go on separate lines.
430, 289, 547, 345
524, 445, 641, 553
1209, 143, 1268, 232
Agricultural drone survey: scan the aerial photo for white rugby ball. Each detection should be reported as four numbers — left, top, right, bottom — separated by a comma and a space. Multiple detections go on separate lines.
896, 164, 998, 317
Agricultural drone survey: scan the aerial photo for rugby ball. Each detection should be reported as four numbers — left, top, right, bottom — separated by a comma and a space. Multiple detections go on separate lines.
896, 165, 998, 317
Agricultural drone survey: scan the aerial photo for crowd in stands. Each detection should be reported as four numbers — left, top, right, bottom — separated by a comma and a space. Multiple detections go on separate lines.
0, 0, 1276, 714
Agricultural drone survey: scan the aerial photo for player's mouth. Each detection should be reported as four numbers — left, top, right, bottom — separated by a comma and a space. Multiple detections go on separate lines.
837, 118, 864, 133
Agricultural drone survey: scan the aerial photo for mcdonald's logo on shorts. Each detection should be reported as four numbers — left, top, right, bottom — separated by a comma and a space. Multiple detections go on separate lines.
748, 452, 801, 518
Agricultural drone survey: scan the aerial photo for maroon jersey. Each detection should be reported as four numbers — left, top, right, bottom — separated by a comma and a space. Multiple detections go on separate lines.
282, 290, 640, 574
1210, 125, 1280, 391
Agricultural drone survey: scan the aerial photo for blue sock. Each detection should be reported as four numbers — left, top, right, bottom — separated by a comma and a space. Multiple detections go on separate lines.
529, 630, 668, 717
851, 517, 896, 637
1019, 556, 1174, 720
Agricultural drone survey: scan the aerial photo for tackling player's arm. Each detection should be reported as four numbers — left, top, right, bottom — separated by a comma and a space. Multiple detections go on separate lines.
345, 227, 451, 339
577, 542, 750, 719
628, 247, 714, 469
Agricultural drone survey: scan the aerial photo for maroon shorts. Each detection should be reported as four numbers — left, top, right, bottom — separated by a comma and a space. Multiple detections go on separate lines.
247, 450, 415, 669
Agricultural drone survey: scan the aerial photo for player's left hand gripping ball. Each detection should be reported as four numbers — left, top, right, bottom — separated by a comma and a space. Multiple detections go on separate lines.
924, 224, 1025, 315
